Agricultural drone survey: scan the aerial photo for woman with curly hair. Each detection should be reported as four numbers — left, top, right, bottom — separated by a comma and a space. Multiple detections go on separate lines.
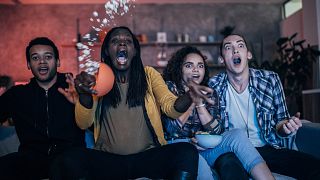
162, 46, 274, 180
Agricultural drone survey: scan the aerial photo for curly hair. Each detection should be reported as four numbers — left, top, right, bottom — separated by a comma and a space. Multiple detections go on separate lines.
100, 26, 147, 108
163, 46, 210, 93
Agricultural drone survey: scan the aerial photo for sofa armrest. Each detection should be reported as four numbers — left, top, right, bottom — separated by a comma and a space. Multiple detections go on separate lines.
295, 121, 320, 159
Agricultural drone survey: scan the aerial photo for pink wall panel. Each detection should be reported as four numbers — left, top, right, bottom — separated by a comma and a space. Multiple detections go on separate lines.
280, 10, 303, 40
0, 4, 109, 82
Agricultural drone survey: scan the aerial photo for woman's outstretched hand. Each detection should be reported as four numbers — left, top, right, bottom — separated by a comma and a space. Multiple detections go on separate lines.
187, 80, 214, 105
74, 71, 97, 108
74, 71, 97, 95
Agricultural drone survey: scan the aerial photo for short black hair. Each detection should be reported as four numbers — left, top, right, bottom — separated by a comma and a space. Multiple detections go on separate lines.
26, 37, 59, 62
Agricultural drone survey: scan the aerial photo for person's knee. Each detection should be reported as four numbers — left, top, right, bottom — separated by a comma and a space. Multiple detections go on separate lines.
51, 153, 76, 176
50, 148, 88, 179
172, 142, 199, 175
175, 142, 198, 160
216, 153, 247, 169
214, 153, 249, 179
223, 129, 249, 149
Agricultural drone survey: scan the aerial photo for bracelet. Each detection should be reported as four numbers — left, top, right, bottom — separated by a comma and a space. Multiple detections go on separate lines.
195, 103, 206, 108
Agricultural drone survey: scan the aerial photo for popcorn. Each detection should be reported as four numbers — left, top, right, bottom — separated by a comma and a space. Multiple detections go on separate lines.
78, 0, 135, 75
82, 33, 91, 39
93, 11, 99, 17
78, 56, 84, 62
102, 18, 109, 25
83, 49, 91, 55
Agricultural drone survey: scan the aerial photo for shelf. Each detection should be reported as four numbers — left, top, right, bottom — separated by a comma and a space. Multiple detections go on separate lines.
62, 41, 221, 48
140, 41, 220, 46
152, 63, 224, 69
61, 42, 102, 48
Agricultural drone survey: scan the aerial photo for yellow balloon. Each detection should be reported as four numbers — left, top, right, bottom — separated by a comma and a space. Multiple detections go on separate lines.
94, 63, 114, 97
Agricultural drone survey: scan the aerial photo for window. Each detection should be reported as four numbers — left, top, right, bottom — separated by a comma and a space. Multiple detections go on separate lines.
283, 0, 302, 18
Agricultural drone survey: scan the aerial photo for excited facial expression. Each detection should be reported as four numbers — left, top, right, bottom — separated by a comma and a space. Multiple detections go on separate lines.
182, 53, 205, 85
220, 35, 252, 75
106, 28, 136, 71
27, 44, 59, 84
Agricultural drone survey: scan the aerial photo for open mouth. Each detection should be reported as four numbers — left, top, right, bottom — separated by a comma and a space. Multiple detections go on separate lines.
192, 74, 200, 79
38, 67, 49, 75
191, 74, 202, 83
233, 57, 241, 65
116, 50, 128, 65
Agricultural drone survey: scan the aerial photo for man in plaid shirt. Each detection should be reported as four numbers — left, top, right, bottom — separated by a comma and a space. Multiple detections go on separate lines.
208, 34, 320, 179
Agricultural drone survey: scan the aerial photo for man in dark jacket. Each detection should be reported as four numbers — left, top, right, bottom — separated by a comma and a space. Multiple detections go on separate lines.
0, 37, 85, 179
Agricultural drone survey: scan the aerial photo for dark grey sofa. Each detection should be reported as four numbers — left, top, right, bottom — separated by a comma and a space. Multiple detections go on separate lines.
295, 121, 320, 159
2, 121, 319, 180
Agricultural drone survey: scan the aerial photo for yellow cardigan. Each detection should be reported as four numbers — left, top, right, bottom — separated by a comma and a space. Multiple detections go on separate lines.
75, 66, 182, 145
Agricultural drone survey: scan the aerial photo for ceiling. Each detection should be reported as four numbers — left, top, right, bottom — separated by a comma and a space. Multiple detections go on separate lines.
0, 0, 287, 5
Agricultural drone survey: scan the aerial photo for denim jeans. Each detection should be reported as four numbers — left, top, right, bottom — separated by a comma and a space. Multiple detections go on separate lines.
200, 129, 264, 173
168, 128, 265, 179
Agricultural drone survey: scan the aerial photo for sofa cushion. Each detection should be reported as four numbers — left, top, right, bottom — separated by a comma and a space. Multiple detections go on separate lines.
295, 121, 320, 159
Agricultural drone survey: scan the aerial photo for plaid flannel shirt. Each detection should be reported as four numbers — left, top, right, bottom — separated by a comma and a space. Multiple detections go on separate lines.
208, 68, 293, 148
162, 81, 222, 140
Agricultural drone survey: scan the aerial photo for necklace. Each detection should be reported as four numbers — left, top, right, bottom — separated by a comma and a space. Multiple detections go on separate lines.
228, 82, 250, 137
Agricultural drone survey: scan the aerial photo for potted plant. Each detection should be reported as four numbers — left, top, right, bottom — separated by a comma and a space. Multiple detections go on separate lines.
254, 33, 320, 115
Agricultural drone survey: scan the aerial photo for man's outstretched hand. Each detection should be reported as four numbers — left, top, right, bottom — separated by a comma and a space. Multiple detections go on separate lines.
58, 73, 78, 104
277, 112, 302, 136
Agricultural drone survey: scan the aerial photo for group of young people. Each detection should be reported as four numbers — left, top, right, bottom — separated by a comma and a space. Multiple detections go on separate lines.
0, 26, 319, 180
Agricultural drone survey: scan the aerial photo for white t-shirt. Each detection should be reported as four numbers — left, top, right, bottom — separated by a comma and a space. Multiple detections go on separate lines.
226, 82, 266, 147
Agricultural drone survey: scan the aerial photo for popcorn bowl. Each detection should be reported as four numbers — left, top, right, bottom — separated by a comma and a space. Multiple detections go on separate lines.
195, 134, 222, 149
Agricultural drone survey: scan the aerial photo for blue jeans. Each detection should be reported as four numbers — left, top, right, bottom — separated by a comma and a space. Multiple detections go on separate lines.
168, 129, 265, 179
200, 129, 264, 173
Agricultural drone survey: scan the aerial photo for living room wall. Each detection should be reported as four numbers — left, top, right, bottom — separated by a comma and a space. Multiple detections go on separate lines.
0, 3, 282, 82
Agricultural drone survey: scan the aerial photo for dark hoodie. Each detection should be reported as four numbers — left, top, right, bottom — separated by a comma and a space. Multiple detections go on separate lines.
0, 73, 85, 155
